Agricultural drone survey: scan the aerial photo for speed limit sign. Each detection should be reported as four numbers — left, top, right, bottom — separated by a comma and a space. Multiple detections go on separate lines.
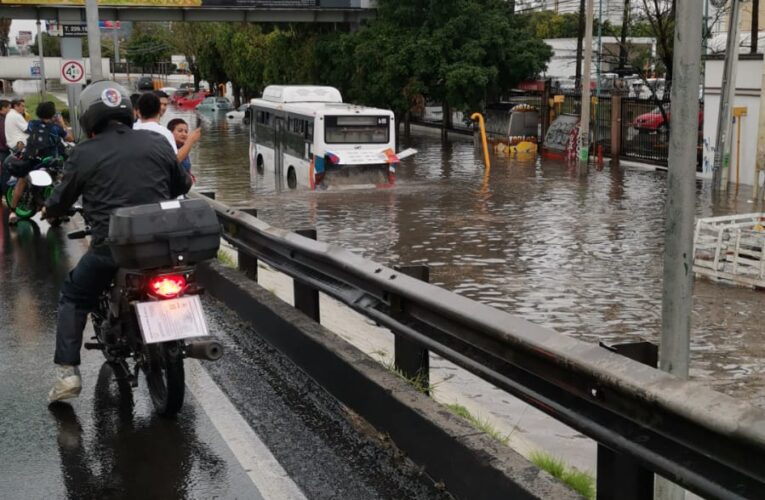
60, 59, 85, 85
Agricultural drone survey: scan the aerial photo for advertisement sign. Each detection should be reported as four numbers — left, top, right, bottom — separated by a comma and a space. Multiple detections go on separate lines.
1, 0, 319, 6
29, 60, 41, 78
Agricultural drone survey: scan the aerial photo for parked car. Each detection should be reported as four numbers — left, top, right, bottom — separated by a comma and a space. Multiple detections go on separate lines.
136, 76, 154, 92
633, 104, 704, 132
196, 96, 233, 112
225, 103, 249, 121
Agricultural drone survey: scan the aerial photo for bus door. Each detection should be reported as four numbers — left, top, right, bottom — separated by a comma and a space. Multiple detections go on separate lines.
273, 117, 285, 189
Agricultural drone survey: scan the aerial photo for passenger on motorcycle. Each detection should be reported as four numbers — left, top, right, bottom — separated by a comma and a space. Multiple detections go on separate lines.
7, 101, 73, 224
43, 80, 192, 402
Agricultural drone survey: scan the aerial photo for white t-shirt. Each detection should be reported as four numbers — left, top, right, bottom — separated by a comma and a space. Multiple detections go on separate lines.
5, 109, 28, 149
133, 120, 178, 155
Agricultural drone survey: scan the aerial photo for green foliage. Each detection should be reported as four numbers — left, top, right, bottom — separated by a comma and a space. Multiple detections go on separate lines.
31, 33, 61, 57
446, 403, 509, 445
126, 25, 172, 69
164, 0, 551, 113
530, 451, 596, 499
522, 11, 581, 39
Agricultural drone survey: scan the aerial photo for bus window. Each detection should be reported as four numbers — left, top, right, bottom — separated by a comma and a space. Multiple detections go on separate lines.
306, 123, 314, 140
325, 116, 389, 144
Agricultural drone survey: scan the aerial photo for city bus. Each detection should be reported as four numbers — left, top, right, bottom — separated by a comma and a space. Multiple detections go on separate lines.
249, 85, 415, 190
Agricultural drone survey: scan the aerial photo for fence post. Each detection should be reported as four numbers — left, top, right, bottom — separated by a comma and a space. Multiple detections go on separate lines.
541, 79, 552, 145
596, 340, 657, 500
611, 93, 622, 161
293, 229, 320, 322
394, 265, 430, 393
237, 208, 258, 281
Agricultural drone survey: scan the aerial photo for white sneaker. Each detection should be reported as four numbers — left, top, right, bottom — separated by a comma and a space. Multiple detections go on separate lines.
8, 211, 18, 225
48, 365, 82, 402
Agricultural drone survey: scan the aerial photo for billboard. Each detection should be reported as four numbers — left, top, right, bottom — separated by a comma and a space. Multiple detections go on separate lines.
0, 0, 322, 5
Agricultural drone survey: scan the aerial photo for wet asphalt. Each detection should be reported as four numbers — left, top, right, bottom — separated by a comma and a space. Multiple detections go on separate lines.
0, 213, 450, 499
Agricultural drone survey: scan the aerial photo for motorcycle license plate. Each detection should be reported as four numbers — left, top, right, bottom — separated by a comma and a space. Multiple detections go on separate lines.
135, 295, 209, 344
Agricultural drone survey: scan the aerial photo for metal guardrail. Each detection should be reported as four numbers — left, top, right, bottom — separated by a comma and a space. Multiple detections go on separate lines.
194, 191, 765, 499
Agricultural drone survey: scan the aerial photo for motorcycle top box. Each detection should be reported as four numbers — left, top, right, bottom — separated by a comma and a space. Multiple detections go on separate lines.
107, 198, 220, 269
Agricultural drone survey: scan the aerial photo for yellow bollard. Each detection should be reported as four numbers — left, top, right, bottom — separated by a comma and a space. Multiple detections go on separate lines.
471, 112, 491, 172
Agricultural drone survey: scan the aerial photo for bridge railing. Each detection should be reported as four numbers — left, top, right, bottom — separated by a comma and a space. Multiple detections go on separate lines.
194, 191, 765, 499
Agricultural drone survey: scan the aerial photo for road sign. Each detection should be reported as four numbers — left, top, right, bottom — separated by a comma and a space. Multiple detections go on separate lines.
60, 59, 85, 85
63, 24, 88, 37
30, 60, 40, 78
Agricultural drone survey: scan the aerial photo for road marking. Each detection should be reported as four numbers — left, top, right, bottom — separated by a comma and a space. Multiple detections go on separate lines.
185, 359, 307, 500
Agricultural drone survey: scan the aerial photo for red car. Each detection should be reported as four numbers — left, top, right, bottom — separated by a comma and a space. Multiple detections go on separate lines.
176, 90, 208, 109
633, 104, 704, 132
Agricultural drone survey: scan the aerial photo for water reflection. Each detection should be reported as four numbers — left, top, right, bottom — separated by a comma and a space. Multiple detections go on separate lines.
180, 106, 764, 404
49, 363, 225, 499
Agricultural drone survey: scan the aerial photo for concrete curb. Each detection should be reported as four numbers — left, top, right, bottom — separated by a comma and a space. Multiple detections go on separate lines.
198, 261, 580, 499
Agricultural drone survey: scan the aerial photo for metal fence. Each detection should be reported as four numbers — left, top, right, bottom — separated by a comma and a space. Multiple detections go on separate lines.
195, 190, 765, 499
620, 97, 671, 165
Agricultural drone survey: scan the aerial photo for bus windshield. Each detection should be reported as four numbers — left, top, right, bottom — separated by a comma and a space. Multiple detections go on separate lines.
325, 115, 389, 144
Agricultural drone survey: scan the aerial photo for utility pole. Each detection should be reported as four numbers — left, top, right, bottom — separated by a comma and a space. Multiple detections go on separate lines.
35, 19, 46, 99
713, 0, 743, 192
86, 0, 103, 81
752, 0, 760, 54
657, 0, 703, 499
618, 0, 630, 73
576, 0, 586, 88
579, 0, 595, 169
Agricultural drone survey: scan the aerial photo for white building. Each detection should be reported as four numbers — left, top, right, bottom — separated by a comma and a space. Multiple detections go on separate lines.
543, 36, 656, 81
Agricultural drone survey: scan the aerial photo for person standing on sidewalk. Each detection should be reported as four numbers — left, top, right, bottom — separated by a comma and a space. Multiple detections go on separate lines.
0, 99, 10, 165
5, 98, 28, 152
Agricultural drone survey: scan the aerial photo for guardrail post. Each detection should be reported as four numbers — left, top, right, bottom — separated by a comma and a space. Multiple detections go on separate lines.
394, 265, 430, 393
293, 229, 320, 322
237, 208, 258, 281
596, 341, 658, 500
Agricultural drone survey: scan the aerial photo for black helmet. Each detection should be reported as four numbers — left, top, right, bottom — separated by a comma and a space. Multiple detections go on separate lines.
78, 80, 133, 135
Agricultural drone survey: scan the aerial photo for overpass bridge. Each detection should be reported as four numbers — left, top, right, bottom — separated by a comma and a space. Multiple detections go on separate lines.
1, 188, 765, 499
0, 0, 375, 23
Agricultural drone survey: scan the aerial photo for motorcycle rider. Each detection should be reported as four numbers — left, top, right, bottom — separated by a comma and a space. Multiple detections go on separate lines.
43, 81, 192, 402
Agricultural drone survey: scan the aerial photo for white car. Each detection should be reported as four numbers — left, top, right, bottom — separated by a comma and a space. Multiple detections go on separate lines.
226, 104, 249, 121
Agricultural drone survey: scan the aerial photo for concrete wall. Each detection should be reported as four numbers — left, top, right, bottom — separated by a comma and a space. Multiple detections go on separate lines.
702, 56, 764, 187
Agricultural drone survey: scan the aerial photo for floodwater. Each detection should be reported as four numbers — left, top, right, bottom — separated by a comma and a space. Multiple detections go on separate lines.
178, 108, 765, 407
9, 78, 762, 405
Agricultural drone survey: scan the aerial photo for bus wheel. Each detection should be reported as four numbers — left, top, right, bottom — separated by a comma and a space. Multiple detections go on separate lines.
287, 167, 297, 190
256, 154, 264, 174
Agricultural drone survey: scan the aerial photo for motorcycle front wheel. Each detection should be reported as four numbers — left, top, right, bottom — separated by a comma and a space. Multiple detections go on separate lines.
143, 341, 185, 417
5, 185, 37, 219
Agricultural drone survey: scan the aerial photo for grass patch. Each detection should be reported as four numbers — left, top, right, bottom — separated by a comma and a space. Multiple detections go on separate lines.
21, 93, 69, 115
530, 451, 595, 499
371, 352, 436, 395
446, 403, 509, 445
217, 249, 236, 268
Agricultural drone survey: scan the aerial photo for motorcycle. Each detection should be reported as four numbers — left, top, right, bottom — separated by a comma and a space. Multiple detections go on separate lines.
4, 153, 66, 223
67, 198, 223, 416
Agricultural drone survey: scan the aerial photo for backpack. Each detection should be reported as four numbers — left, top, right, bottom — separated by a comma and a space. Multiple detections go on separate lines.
23, 121, 60, 163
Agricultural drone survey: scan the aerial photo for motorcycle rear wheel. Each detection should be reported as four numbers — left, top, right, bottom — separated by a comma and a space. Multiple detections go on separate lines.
143, 341, 185, 417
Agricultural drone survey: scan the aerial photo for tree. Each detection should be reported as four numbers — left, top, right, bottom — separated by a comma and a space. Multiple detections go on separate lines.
0, 19, 10, 56
31, 33, 61, 57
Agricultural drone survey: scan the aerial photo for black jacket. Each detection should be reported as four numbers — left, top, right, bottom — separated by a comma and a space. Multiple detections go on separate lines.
46, 122, 192, 245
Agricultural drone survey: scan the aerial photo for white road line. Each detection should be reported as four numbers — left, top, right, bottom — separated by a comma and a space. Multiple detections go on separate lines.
185, 359, 307, 500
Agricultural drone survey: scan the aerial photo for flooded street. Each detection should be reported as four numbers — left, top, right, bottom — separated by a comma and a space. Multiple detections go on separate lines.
178, 109, 764, 406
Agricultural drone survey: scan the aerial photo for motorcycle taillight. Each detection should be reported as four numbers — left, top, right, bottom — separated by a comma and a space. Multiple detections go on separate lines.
148, 275, 186, 299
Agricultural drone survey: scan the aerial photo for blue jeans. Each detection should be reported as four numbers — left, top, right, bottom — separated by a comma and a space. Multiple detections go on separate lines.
54, 246, 118, 366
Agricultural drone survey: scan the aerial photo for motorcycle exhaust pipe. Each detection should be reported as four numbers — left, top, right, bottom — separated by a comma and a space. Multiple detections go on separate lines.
185, 340, 224, 361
